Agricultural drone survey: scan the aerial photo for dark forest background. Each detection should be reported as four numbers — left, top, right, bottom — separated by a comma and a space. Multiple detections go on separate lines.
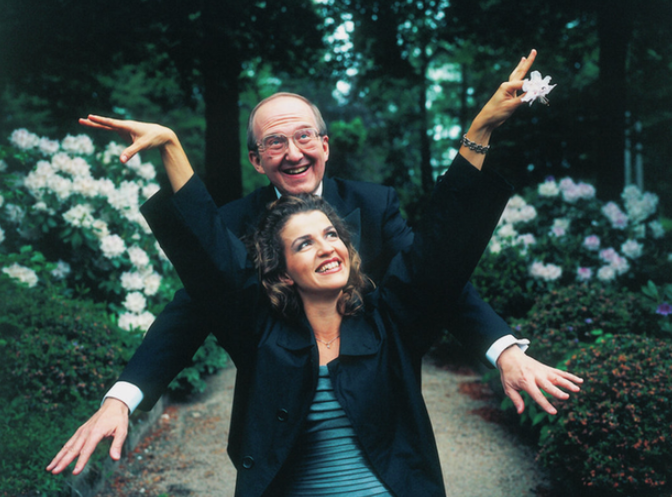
2, 0, 671, 221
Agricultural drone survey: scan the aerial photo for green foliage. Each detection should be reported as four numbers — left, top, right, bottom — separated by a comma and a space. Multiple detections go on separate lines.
470, 246, 532, 320
168, 334, 229, 395
538, 335, 672, 495
0, 276, 141, 496
512, 283, 659, 366
641, 280, 672, 334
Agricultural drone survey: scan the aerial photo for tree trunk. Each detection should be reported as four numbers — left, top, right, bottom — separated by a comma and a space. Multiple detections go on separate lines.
419, 66, 433, 193
202, 0, 242, 206
595, 1, 632, 201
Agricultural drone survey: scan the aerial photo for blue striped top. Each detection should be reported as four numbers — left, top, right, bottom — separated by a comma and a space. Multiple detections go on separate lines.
280, 366, 394, 496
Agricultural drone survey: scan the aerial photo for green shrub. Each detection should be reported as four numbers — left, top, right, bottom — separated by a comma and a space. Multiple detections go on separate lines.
538, 334, 672, 495
512, 283, 659, 366
0, 276, 141, 496
471, 246, 532, 320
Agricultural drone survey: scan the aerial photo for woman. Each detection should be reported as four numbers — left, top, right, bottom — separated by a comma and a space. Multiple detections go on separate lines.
135, 137, 521, 496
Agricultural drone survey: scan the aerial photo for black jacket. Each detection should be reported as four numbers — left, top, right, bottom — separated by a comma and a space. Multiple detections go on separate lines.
141, 158, 512, 497
120, 155, 514, 412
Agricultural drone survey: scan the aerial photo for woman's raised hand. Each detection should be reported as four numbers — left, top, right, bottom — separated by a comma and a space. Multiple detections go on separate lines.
80, 115, 194, 192
473, 49, 538, 133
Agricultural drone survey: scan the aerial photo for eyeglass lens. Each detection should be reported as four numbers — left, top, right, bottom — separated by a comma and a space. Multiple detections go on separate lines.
261, 129, 319, 153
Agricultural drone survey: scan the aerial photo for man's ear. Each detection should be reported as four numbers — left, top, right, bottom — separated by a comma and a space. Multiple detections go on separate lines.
248, 151, 266, 175
322, 135, 329, 161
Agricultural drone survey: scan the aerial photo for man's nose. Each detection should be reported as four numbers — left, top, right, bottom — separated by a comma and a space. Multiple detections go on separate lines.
284, 139, 304, 161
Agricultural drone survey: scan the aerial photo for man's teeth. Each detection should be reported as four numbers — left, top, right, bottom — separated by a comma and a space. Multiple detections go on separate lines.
317, 261, 340, 272
285, 166, 309, 175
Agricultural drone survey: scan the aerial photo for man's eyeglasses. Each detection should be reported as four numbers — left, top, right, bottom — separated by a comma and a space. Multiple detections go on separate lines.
256, 128, 323, 155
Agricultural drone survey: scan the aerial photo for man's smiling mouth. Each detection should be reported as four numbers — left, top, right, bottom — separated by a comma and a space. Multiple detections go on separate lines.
283, 165, 310, 175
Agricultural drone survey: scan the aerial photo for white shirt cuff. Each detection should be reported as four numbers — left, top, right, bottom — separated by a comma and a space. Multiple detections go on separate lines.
103, 381, 144, 415
486, 335, 530, 368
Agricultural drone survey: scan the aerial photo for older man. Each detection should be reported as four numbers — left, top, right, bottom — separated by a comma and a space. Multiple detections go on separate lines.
48, 49, 581, 477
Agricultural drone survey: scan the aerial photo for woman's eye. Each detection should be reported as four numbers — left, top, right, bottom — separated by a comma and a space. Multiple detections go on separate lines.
326, 231, 338, 239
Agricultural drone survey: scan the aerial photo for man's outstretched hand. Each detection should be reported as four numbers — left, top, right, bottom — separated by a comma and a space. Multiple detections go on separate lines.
497, 344, 583, 415
46, 398, 130, 475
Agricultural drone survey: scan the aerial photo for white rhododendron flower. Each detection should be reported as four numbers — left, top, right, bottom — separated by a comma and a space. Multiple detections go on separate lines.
51, 260, 71, 280
521, 71, 556, 106
599, 248, 618, 263
602, 202, 628, 229
118, 311, 155, 332
0, 160, 7, 172
123, 291, 147, 313
91, 219, 110, 239
549, 218, 570, 237
5, 204, 25, 224
621, 239, 643, 259
121, 271, 145, 291
0, 225, 5, 244
529, 261, 563, 281
597, 265, 616, 282
142, 272, 162, 296
10, 128, 40, 150
137, 163, 157, 181
46, 174, 73, 201
649, 221, 665, 239
128, 246, 150, 268
576, 267, 592, 282
610, 254, 630, 275
583, 235, 601, 251
142, 183, 160, 199
62, 204, 95, 228
538, 179, 559, 197
38, 137, 60, 155
497, 223, 518, 239
2, 263, 39, 287
100, 234, 127, 259
61, 134, 95, 155
558, 177, 596, 203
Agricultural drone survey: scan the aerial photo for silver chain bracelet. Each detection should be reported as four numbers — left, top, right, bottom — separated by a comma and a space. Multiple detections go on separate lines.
460, 134, 491, 154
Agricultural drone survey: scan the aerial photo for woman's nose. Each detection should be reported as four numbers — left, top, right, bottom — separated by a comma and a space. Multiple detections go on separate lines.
316, 239, 334, 256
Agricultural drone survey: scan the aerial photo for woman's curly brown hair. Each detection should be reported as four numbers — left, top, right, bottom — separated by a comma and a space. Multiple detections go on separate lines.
251, 194, 371, 318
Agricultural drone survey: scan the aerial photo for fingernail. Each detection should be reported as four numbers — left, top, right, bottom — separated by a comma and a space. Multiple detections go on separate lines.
120, 155, 128, 163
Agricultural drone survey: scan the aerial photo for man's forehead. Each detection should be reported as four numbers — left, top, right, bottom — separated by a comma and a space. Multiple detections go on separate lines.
254, 96, 317, 131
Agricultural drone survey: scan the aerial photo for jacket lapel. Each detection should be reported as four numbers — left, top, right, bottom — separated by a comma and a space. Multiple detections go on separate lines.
323, 178, 362, 252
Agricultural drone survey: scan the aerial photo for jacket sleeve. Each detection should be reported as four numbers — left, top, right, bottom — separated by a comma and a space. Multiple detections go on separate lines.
117, 288, 211, 410
380, 155, 512, 356
141, 174, 254, 303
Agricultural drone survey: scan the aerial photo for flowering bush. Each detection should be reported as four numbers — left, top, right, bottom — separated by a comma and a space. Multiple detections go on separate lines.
0, 129, 226, 395
1, 128, 177, 331
472, 175, 669, 320
537, 334, 672, 495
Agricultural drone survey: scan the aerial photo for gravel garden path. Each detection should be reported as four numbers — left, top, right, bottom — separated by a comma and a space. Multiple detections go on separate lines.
95, 359, 556, 497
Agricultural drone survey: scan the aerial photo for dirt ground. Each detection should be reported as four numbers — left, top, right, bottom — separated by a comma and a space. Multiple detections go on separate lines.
94, 360, 557, 497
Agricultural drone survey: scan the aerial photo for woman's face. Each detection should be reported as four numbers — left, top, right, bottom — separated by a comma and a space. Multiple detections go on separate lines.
280, 210, 350, 298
